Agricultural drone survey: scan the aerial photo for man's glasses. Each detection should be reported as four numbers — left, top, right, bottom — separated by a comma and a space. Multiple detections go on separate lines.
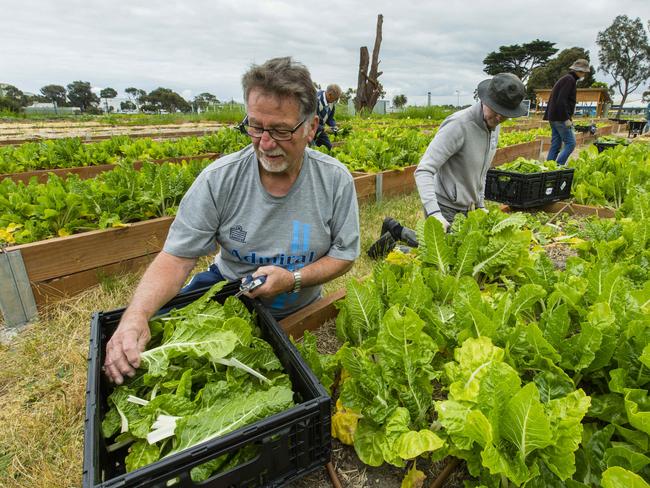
239, 116, 306, 141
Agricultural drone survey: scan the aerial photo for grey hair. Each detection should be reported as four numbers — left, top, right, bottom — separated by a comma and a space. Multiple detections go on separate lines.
326, 84, 342, 98
242, 57, 317, 119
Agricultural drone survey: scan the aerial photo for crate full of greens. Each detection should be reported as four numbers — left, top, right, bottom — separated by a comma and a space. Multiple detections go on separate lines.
485, 157, 574, 208
83, 281, 331, 488
594, 135, 629, 153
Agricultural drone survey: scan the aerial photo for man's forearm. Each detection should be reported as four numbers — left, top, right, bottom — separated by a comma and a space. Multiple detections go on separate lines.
123, 251, 198, 321
299, 255, 354, 288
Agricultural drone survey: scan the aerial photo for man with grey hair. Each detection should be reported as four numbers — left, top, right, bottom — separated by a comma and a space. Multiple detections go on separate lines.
104, 57, 360, 385
314, 83, 342, 150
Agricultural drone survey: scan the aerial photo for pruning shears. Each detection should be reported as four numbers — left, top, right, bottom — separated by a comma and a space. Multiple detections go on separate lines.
234, 274, 267, 298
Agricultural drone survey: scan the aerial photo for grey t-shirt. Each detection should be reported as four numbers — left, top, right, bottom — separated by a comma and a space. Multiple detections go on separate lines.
164, 144, 360, 317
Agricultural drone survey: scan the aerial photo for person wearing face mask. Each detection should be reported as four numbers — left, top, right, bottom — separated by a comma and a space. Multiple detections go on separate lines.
543, 59, 591, 165
103, 57, 360, 385
367, 73, 527, 258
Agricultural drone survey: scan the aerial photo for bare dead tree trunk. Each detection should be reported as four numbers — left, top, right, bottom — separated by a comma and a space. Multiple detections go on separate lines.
354, 14, 384, 112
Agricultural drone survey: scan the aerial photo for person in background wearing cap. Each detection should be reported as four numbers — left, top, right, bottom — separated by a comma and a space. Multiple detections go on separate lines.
313, 84, 342, 150
544, 59, 591, 165
367, 73, 527, 257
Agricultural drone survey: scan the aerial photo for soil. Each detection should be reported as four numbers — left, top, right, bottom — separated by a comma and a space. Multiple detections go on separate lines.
543, 242, 578, 270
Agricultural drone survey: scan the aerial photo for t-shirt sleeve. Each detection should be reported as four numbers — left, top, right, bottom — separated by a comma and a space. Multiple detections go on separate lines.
163, 170, 220, 258
327, 175, 360, 261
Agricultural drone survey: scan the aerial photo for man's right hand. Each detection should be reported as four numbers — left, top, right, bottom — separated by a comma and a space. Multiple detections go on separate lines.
104, 313, 151, 385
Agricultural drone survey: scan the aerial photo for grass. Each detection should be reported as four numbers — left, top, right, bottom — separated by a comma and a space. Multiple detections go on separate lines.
0, 190, 423, 488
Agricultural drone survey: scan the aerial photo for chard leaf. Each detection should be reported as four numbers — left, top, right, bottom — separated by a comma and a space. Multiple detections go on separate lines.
168, 386, 293, 455
418, 216, 452, 273
601, 466, 650, 488
454, 231, 480, 278
376, 306, 436, 425
501, 383, 553, 462
140, 328, 239, 376
540, 389, 591, 480
125, 440, 160, 472
574, 423, 613, 485
604, 444, 650, 473
624, 389, 650, 436
353, 421, 386, 467
394, 429, 444, 460
335, 279, 382, 346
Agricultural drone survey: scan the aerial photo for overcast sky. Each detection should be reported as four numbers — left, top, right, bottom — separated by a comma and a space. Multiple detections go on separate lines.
1, 0, 649, 106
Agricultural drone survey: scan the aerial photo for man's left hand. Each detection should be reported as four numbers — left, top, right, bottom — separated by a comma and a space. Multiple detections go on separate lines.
245, 265, 295, 298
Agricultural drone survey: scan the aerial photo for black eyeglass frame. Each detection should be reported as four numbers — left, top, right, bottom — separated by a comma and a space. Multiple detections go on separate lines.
238, 116, 307, 141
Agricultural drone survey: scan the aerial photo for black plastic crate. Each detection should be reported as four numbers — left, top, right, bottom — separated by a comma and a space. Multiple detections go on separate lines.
574, 124, 596, 134
83, 282, 331, 488
594, 141, 621, 153
627, 120, 646, 137
485, 167, 574, 208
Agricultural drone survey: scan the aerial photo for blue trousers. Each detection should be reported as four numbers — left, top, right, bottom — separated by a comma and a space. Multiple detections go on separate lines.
180, 264, 225, 293
546, 121, 576, 166
313, 130, 332, 150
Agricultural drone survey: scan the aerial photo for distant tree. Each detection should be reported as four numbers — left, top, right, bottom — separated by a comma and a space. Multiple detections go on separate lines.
40, 85, 67, 107
141, 87, 191, 113
0, 84, 28, 112
67, 81, 100, 112
125, 87, 147, 110
597, 15, 650, 117
392, 94, 407, 109
483, 39, 558, 83
193, 92, 219, 112
527, 47, 596, 101
339, 88, 355, 105
120, 100, 136, 112
99, 87, 118, 113
354, 14, 384, 112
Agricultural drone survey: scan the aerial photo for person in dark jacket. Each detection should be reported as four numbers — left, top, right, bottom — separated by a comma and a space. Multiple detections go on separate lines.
543, 59, 590, 165
313, 84, 341, 150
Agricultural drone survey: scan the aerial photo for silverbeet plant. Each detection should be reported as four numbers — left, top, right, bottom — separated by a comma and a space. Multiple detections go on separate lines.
101, 282, 295, 481
297, 210, 650, 487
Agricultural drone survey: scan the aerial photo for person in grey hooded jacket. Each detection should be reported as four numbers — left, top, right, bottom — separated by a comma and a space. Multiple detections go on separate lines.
415, 73, 528, 230
367, 73, 528, 259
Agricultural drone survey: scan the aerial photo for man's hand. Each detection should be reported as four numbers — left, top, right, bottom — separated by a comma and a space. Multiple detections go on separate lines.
564, 119, 573, 128
246, 265, 295, 298
104, 312, 151, 385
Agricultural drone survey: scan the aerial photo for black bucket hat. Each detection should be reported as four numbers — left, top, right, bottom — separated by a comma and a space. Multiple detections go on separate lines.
477, 73, 527, 118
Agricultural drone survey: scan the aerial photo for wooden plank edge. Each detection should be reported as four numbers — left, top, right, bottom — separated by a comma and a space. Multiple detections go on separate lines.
279, 288, 346, 340
8, 216, 173, 282
31, 253, 156, 307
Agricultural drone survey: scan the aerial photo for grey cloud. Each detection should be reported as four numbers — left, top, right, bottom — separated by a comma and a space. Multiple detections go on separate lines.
1, 0, 649, 105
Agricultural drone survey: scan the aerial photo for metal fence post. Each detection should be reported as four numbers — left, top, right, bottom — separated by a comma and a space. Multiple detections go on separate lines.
375, 173, 383, 203
0, 248, 38, 329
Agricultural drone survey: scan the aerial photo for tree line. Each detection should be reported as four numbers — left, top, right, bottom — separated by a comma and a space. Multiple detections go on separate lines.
482, 15, 650, 115
0, 81, 221, 114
